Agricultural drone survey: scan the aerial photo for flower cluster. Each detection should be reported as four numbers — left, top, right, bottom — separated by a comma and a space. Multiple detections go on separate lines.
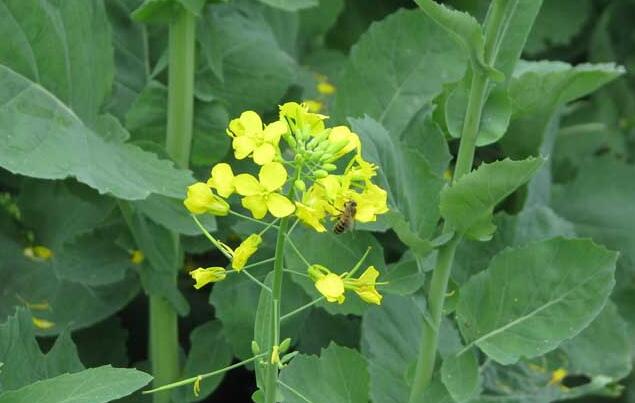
308, 264, 382, 305
183, 102, 389, 304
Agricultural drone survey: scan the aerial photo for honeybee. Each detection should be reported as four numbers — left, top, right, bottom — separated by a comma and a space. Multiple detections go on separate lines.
333, 200, 357, 234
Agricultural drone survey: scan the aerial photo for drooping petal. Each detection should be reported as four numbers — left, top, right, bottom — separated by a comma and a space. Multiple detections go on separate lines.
259, 162, 287, 192
295, 202, 326, 232
231, 234, 262, 271
234, 174, 262, 196
253, 143, 277, 165
233, 136, 256, 160
207, 163, 235, 198
184, 182, 220, 214
190, 267, 227, 289
241, 195, 268, 219
266, 193, 296, 218
315, 273, 345, 304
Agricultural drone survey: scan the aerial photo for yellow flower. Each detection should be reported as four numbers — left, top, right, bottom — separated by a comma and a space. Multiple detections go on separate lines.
346, 156, 377, 182
279, 102, 327, 137
549, 368, 567, 385
317, 81, 336, 95
325, 126, 360, 161
183, 183, 229, 216
234, 163, 295, 219
295, 202, 327, 232
24, 245, 53, 261
308, 264, 345, 303
207, 163, 235, 198
345, 266, 382, 305
271, 345, 281, 365
350, 183, 388, 223
32, 317, 55, 330
193, 376, 202, 397
190, 267, 227, 289
231, 233, 262, 271
227, 111, 287, 165
130, 250, 144, 265
304, 99, 323, 113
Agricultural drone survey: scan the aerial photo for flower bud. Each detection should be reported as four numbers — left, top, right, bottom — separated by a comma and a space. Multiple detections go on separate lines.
294, 179, 306, 192
279, 337, 292, 353
314, 170, 328, 178
251, 340, 261, 355
322, 163, 337, 171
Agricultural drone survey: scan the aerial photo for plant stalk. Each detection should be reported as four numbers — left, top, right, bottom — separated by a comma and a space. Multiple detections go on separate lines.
408, 0, 510, 396
150, 8, 196, 403
264, 216, 291, 403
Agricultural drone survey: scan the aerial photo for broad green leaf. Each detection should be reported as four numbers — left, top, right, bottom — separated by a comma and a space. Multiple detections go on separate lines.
299, 0, 344, 42
104, 0, 150, 120
256, 0, 317, 12
502, 61, 624, 159
196, 4, 296, 115
440, 158, 544, 241
381, 253, 426, 296
441, 348, 481, 403
125, 81, 230, 168
334, 9, 467, 136
131, 0, 205, 22
351, 116, 444, 255
446, 84, 511, 146
361, 295, 422, 403
134, 194, 217, 236
0, 308, 83, 391
284, 227, 385, 315
296, 308, 360, 355
524, 0, 592, 55
119, 202, 189, 315
456, 238, 617, 365
414, 0, 494, 78
0, 0, 112, 125
172, 321, 232, 402
0, 366, 152, 403
279, 343, 369, 403
0, 66, 193, 200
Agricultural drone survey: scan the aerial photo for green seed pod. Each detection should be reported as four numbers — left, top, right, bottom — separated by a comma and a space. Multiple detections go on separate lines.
294, 179, 306, 192
314, 169, 328, 178
251, 340, 261, 355
279, 337, 292, 353
322, 163, 337, 171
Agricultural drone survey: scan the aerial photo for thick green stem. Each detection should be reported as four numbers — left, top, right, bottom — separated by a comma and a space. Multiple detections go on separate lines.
408, 1, 514, 398
264, 216, 291, 403
150, 8, 196, 403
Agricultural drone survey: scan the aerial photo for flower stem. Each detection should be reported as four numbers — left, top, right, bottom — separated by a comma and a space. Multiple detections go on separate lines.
264, 216, 291, 403
150, 7, 196, 403
408, 1, 513, 399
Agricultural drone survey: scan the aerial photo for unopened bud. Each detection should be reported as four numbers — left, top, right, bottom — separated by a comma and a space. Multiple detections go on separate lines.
279, 338, 292, 353
251, 340, 261, 355
294, 180, 306, 192
314, 170, 328, 178
322, 163, 337, 171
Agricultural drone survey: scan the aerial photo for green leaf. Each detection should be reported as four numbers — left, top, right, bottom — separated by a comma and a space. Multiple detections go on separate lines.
440, 158, 544, 241
172, 321, 233, 402
456, 238, 617, 365
132, 0, 205, 22
414, 0, 496, 78
279, 343, 369, 403
446, 84, 511, 146
0, 0, 113, 125
0, 366, 152, 403
256, 0, 318, 12
196, 4, 296, 115
351, 116, 444, 255
441, 348, 481, 403
382, 253, 426, 296
0, 308, 84, 391
296, 309, 360, 355
0, 66, 193, 200
284, 227, 385, 315
134, 194, 217, 236
334, 9, 467, 136
524, 0, 592, 55
73, 316, 129, 368
361, 295, 421, 403
502, 61, 624, 159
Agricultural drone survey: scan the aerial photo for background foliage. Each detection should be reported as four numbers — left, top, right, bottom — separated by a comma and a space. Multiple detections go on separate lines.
0, 0, 634, 402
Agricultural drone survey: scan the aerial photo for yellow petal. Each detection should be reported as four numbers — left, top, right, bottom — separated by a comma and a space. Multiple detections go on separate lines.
266, 193, 296, 217
232, 234, 262, 271
263, 120, 287, 143
184, 183, 216, 214
239, 111, 263, 135
241, 195, 268, 219
234, 174, 263, 196
190, 267, 227, 289
253, 143, 277, 165
303, 99, 323, 113
207, 163, 235, 198
130, 250, 145, 265
315, 273, 345, 304
316, 175, 341, 201
259, 162, 287, 192
317, 81, 336, 95
295, 202, 326, 232
353, 266, 382, 305
233, 136, 256, 160
32, 317, 55, 330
